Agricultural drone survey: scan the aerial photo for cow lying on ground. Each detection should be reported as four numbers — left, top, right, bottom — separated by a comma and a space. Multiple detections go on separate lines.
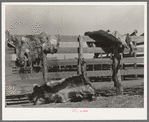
29, 75, 96, 105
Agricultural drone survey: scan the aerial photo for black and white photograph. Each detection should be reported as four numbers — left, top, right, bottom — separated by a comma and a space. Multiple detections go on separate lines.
2, 2, 147, 120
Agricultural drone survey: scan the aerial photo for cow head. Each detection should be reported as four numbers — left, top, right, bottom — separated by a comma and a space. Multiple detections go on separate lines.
29, 84, 46, 105
16, 36, 40, 68
30, 83, 62, 105
42, 35, 60, 54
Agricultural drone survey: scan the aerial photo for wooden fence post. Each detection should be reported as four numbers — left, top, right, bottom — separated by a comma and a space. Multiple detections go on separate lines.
134, 41, 138, 80
100, 53, 103, 81
120, 53, 124, 80
43, 51, 48, 82
110, 53, 113, 82
77, 35, 83, 75
112, 45, 123, 95
77, 35, 92, 86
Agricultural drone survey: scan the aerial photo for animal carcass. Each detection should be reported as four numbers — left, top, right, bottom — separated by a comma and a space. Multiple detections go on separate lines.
29, 75, 96, 105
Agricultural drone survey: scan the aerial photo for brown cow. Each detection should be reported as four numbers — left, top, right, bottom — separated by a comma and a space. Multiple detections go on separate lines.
29, 75, 96, 105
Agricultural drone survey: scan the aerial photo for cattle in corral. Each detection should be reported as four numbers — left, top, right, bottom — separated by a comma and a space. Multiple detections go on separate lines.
7, 31, 60, 68
85, 30, 136, 58
29, 75, 96, 105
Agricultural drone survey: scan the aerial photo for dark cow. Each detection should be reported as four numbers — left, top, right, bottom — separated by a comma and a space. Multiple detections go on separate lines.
85, 30, 136, 58
29, 75, 96, 105
84, 30, 137, 94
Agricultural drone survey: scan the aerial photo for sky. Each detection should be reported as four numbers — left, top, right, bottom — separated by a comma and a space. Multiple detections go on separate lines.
5, 4, 145, 36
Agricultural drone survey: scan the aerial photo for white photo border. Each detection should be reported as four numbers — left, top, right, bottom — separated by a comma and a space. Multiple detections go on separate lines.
2, 2, 147, 120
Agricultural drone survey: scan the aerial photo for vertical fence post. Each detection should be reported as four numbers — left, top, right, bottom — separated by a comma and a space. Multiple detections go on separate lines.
112, 45, 123, 95
43, 51, 48, 83
77, 35, 83, 75
134, 41, 138, 80
77, 36, 92, 86
30, 67, 33, 73
100, 53, 103, 81
110, 53, 113, 82
120, 53, 124, 80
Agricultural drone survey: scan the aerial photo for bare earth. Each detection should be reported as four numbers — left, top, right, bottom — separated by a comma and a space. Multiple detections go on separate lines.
7, 79, 144, 108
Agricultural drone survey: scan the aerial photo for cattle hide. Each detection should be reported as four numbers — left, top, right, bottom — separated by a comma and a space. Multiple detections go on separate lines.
85, 30, 135, 58
30, 75, 96, 105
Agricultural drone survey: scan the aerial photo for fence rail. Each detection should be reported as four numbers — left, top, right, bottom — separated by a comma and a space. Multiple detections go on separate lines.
58, 35, 144, 43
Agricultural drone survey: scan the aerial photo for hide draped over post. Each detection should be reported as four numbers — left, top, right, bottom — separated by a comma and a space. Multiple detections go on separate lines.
84, 30, 136, 95
85, 30, 135, 58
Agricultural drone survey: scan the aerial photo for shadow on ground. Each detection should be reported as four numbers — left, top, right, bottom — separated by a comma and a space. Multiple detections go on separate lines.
95, 85, 144, 97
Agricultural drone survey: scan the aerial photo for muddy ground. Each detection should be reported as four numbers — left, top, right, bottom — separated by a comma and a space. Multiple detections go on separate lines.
7, 79, 144, 108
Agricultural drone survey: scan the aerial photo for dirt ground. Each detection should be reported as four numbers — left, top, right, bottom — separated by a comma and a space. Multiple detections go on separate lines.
7, 79, 144, 108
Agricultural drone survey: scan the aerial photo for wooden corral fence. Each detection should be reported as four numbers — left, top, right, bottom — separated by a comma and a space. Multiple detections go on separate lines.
5, 34, 144, 105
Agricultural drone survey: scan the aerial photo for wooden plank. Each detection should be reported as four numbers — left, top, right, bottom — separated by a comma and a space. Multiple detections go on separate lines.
55, 47, 144, 54
130, 36, 144, 43
59, 35, 144, 43
47, 69, 144, 78
6, 71, 112, 82
6, 80, 44, 88
6, 46, 144, 56
8, 57, 144, 69
120, 69, 144, 75
6, 73, 43, 83
59, 35, 79, 42
6, 97, 29, 101
47, 59, 112, 66
47, 72, 77, 79
6, 100, 30, 105
47, 58, 143, 66
87, 70, 112, 77
47, 71, 112, 78
121, 58, 144, 63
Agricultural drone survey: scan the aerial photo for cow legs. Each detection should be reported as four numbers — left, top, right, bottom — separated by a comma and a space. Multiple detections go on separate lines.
112, 45, 123, 95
